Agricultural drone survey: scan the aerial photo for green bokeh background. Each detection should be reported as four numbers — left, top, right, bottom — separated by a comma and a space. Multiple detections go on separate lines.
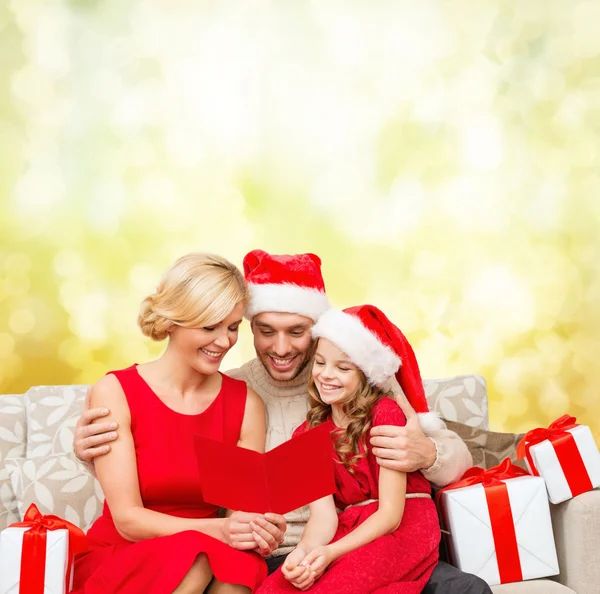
1, 1, 599, 437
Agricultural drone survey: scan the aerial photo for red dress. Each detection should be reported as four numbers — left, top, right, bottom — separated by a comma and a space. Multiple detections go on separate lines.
257, 397, 440, 594
72, 365, 267, 593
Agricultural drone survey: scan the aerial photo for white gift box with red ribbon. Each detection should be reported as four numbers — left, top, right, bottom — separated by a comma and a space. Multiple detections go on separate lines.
518, 415, 600, 504
0, 527, 71, 594
0, 504, 86, 594
438, 460, 559, 587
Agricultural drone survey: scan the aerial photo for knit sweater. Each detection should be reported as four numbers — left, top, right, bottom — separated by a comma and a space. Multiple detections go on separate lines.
226, 358, 472, 557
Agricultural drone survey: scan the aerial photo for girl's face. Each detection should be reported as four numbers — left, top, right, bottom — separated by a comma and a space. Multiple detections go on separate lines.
168, 301, 245, 375
312, 338, 361, 405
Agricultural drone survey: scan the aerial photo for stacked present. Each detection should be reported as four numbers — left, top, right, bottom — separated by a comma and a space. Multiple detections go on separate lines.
438, 414, 600, 588
517, 414, 600, 504
0, 503, 87, 594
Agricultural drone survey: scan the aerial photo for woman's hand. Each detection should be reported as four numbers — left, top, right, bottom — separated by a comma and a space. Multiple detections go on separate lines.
251, 512, 286, 556
222, 512, 265, 551
282, 547, 316, 591
300, 545, 336, 582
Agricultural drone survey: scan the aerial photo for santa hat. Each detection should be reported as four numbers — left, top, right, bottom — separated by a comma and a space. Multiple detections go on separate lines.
311, 304, 443, 435
243, 249, 330, 321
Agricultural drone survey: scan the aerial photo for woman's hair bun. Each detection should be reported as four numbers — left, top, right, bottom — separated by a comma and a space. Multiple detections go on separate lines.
138, 295, 171, 341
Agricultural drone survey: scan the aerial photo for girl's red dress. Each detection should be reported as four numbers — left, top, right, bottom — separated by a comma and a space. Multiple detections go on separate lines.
72, 365, 267, 593
257, 397, 440, 594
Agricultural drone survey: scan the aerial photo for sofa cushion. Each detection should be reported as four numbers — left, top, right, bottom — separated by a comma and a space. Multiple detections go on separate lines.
491, 579, 575, 593
551, 490, 600, 594
0, 463, 19, 532
25, 385, 88, 458
0, 393, 26, 463
444, 420, 526, 470
9, 453, 104, 531
0, 393, 26, 531
424, 375, 488, 430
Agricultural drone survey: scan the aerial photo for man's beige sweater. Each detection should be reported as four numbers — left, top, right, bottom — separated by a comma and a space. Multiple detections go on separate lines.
227, 358, 472, 557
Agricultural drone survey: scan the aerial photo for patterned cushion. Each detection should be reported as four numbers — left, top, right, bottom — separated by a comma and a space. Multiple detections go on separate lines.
0, 393, 26, 530
0, 464, 19, 532
8, 453, 104, 531
25, 385, 89, 458
0, 393, 26, 464
424, 375, 489, 430
445, 420, 526, 470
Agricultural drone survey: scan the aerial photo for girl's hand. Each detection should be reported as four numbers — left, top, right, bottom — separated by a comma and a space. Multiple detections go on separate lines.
283, 547, 316, 591
300, 545, 335, 581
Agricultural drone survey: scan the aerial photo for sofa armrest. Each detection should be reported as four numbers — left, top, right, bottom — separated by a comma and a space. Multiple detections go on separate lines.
551, 489, 600, 594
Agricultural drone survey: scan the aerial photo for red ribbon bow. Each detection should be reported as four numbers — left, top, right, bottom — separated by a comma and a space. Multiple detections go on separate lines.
436, 458, 529, 498
516, 414, 578, 460
10, 503, 87, 594
517, 414, 592, 498
437, 459, 529, 584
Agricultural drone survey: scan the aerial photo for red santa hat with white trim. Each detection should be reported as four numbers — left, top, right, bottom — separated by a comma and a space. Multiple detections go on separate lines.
311, 304, 443, 435
243, 249, 330, 321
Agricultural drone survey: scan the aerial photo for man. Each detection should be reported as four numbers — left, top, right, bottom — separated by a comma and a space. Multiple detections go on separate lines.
75, 250, 491, 594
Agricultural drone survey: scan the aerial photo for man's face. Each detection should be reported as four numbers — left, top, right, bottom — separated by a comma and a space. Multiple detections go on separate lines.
252, 312, 315, 381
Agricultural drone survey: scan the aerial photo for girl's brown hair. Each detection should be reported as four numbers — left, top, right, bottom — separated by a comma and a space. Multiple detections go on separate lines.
307, 360, 391, 472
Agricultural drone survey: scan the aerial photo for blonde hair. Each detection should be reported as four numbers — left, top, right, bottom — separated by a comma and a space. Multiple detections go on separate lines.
138, 253, 248, 341
307, 362, 391, 472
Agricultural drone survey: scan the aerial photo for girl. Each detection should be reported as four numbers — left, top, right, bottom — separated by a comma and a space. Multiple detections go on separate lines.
73, 254, 277, 594
257, 305, 441, 594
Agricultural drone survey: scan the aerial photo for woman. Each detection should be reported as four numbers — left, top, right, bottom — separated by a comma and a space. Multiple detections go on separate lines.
257, 305, 440, 593
73, 254, 270, 594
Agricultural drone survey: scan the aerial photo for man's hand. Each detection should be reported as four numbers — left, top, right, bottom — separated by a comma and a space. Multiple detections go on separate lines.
370, 392, 437, 472
74, 388, 118, 462
250, 512, 287, 556
283, 547, 315, 591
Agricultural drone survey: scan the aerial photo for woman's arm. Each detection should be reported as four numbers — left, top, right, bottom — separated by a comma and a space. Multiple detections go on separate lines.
91, 375, 228, 544
238, 386, 266, 452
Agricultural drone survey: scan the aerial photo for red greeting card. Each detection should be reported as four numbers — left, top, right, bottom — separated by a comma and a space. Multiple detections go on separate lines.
194, 424, 336, 515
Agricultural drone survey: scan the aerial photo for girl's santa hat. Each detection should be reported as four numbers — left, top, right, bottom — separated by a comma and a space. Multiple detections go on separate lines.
243, 249, 330, 321
311, 304, 443, 435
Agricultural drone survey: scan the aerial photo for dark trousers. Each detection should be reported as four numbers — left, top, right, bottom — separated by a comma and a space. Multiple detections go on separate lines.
266, 553, 288, 575
422, 562, 492, 594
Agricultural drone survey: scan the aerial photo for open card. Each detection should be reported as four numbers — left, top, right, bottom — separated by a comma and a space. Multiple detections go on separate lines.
194, 423, 336, 515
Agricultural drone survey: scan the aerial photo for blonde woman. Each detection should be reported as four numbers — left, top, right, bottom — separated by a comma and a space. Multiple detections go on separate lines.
257, 305, 440, 594
73, 254, 275, 594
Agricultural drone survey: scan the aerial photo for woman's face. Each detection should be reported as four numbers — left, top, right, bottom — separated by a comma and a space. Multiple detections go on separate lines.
169, 301, 245, 375
312, 338, 361, 406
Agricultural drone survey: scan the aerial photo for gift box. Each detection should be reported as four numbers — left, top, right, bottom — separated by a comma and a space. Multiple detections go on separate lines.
437, 459, 559, 587
0, 504, 86, 594
517, 414, 600, 504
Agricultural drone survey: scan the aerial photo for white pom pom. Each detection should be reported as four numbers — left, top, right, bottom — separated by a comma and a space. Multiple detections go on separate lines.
418, 412, 445, 435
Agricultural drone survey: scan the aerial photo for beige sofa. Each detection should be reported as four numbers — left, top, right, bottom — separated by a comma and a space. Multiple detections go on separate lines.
1, 376, 598, 593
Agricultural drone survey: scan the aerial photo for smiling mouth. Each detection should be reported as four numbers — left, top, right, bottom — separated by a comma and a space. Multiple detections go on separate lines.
319, 382, 342, 392
269, 355, 297, 370
201, 348, 224, 360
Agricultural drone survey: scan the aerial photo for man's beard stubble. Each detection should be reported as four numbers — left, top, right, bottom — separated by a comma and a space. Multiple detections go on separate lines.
259, 340, 317, 382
